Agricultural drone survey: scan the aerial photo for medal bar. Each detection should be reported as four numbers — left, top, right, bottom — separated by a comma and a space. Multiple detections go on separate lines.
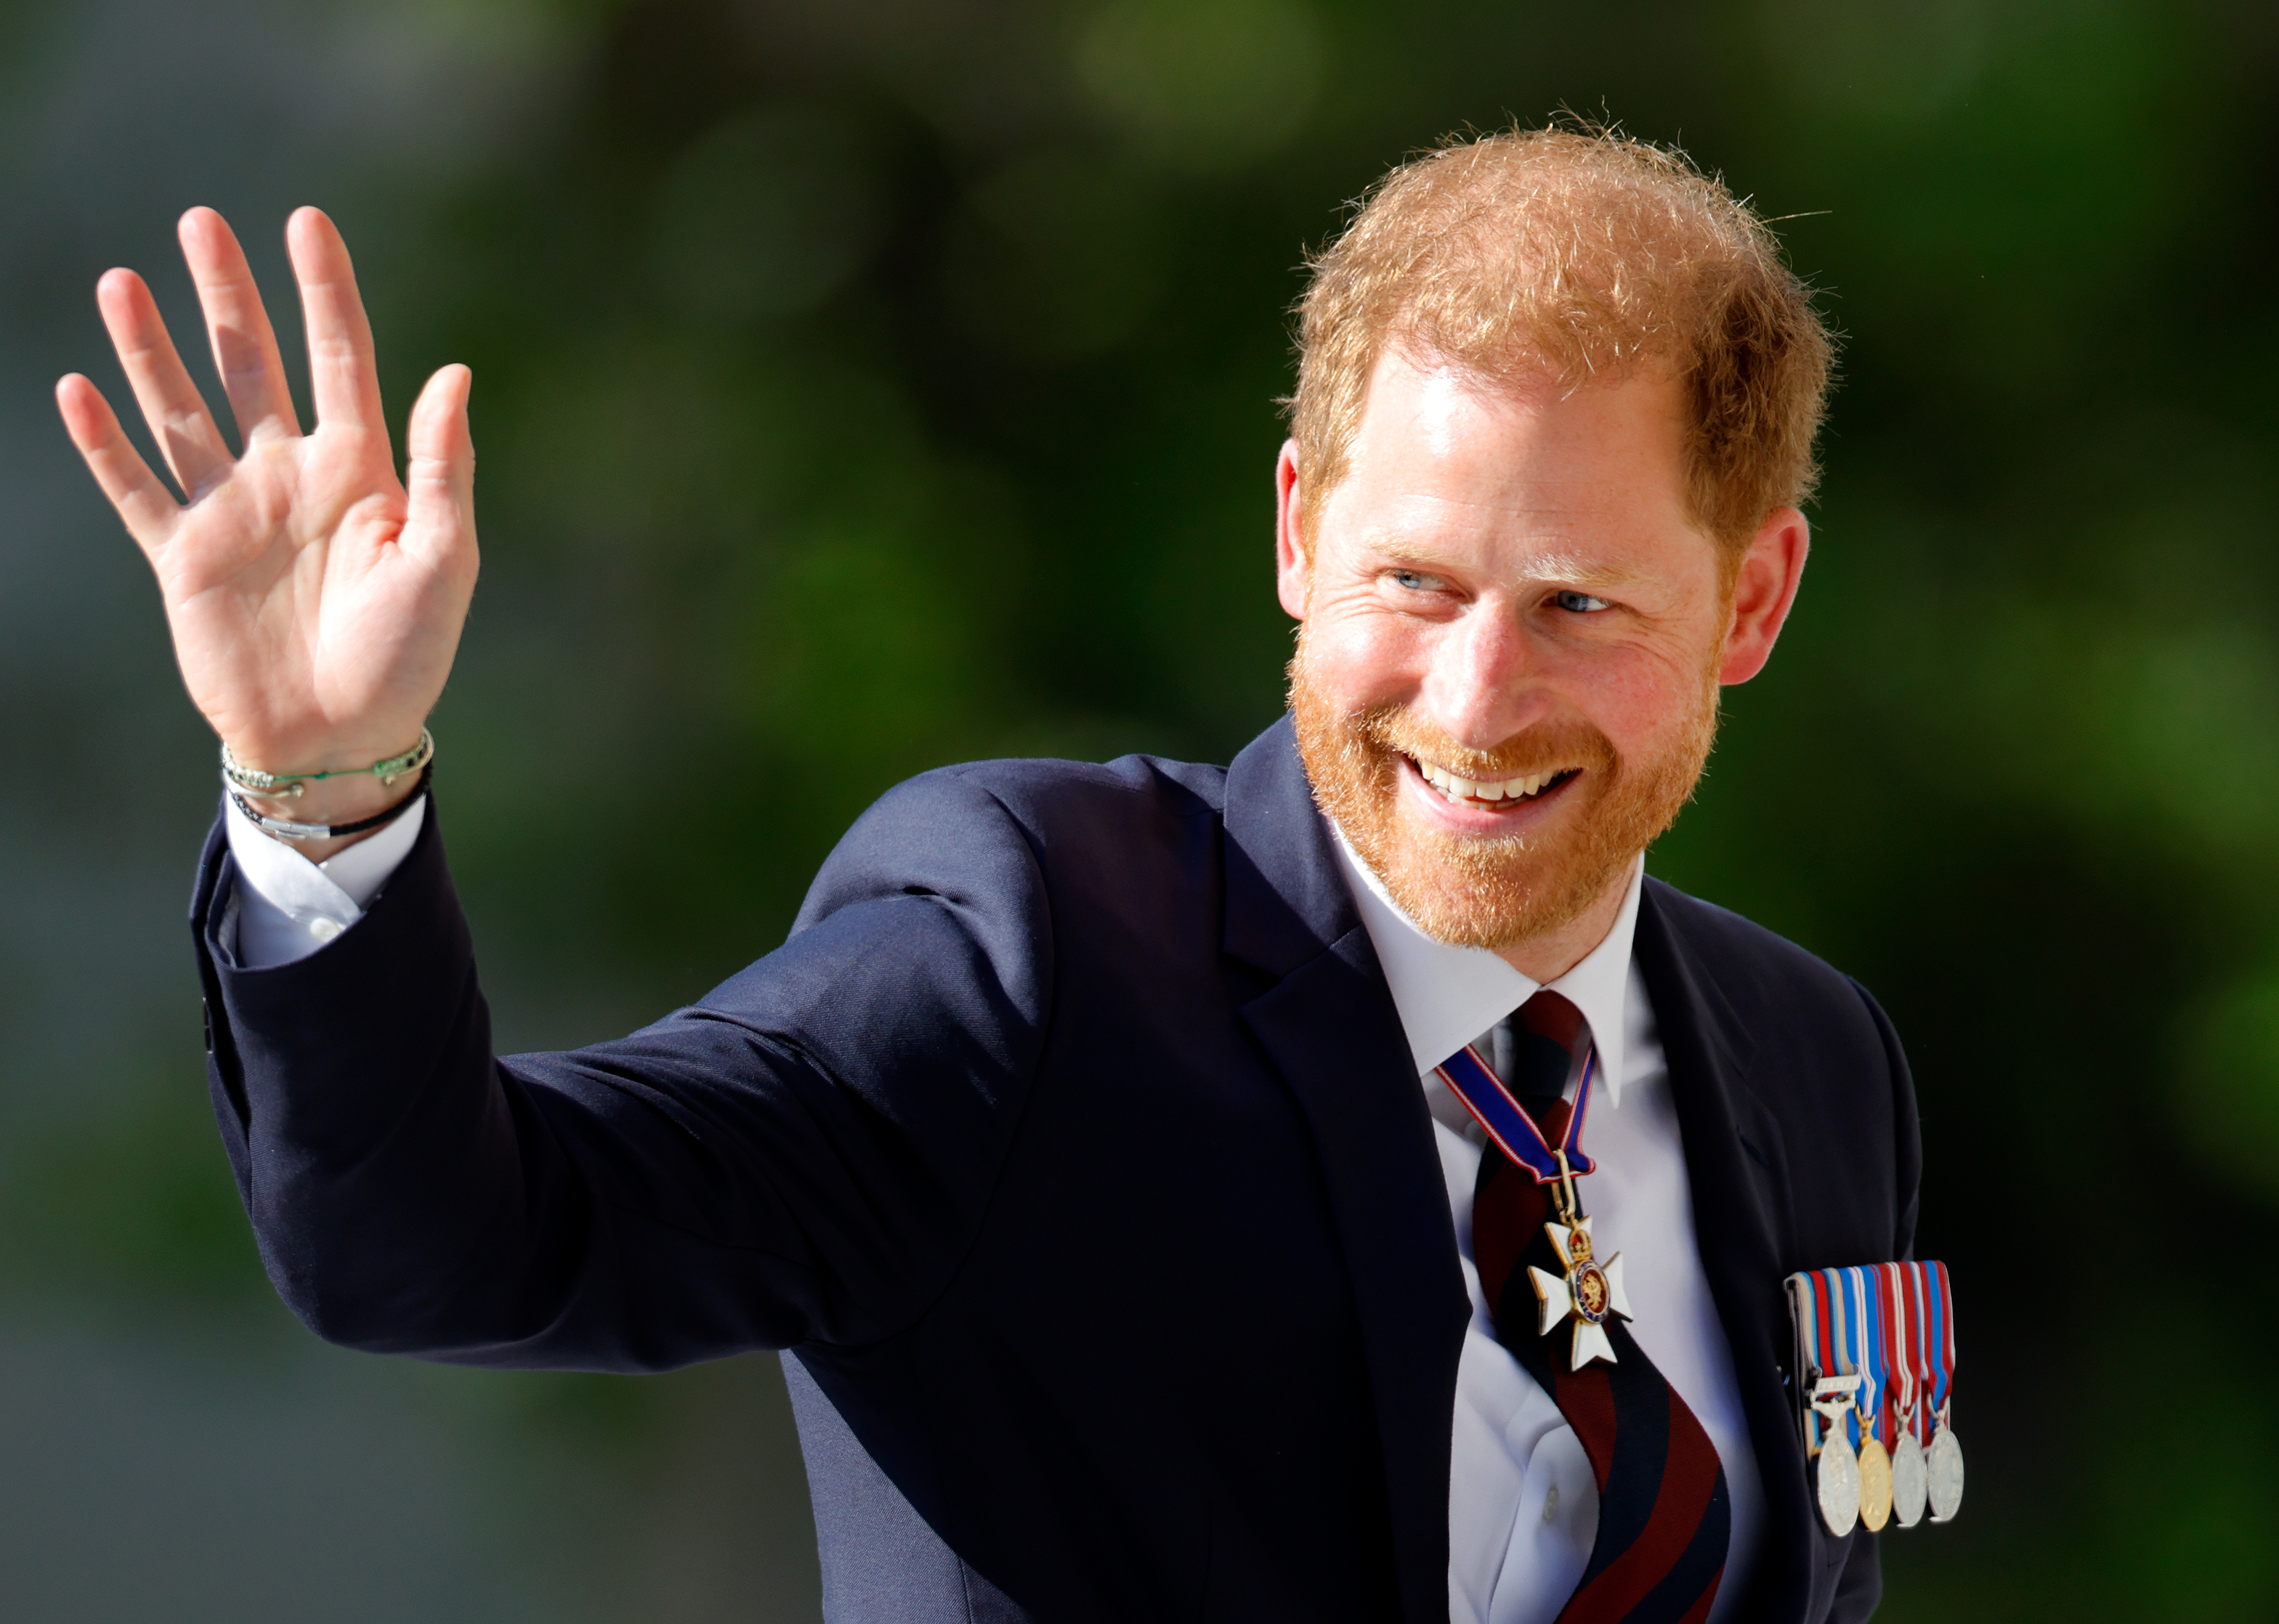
1784, 1259, 1962, 1536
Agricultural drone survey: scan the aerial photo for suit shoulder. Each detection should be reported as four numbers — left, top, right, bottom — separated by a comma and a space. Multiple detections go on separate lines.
836, 753, 1224, 848
796, 755, 1226, 931
931, 752, 1227, 826
1643, 877, 1877, 1028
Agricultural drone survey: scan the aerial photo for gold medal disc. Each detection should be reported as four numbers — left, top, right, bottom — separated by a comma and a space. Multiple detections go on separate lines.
1890, 1436, 1927, 1529
1855, 1437, 1893, 1532
1814, 1433, 1861, 1537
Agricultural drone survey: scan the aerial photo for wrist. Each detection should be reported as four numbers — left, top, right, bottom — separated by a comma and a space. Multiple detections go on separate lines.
230, 771, 426, 864
222, 730, 434, 863
222, 727, 432, 799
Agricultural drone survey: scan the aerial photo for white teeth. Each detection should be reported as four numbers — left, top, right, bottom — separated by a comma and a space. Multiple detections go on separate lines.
1412, 754, 1568, 805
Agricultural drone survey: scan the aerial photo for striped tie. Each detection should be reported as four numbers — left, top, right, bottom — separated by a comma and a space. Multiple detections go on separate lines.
1470, 991, 1730, 1624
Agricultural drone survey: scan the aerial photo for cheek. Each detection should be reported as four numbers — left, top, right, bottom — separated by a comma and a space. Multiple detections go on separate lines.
1570, 641, 1709, 755
1301, 599, 1431, 708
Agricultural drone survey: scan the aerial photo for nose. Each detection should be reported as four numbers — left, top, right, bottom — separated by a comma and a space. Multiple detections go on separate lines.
1418, 598, 1550, 752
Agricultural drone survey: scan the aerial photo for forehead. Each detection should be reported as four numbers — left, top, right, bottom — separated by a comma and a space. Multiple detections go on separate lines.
1320, 349, 1699, 567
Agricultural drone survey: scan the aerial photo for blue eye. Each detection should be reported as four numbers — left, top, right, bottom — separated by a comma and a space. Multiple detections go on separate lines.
1390, 570, 1438, 591
1555, 590, 1611, 613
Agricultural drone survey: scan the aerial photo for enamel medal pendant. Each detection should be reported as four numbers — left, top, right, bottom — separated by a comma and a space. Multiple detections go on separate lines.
1428, 1042, 1624, 1373
1527, 1215, 1633, 1370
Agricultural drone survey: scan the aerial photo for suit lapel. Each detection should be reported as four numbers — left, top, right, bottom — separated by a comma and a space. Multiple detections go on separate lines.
1223, 718, 1470, 1624
1632, 881, 1815, 1622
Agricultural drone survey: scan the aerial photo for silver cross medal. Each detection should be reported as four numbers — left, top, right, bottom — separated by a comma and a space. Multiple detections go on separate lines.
1526, 1215, 1634, 1371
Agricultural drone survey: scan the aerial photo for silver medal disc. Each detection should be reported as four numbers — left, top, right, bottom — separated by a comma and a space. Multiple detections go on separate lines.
1926, 1426, 1964, 1522
1890, 1435, 1927, 1528
1815, 1434, 1861, 1537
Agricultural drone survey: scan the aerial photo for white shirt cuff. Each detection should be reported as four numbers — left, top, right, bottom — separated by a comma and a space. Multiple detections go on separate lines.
222, 791, 427, 967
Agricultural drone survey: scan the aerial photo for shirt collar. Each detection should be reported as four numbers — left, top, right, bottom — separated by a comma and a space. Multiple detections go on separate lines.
1329, 824, 1645, 1108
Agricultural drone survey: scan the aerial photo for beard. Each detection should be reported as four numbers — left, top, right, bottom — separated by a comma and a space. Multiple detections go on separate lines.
1288, 630, 1720, 953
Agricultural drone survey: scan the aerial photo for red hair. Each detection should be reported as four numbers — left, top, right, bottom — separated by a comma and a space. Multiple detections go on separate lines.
1290, 124, 1836, 556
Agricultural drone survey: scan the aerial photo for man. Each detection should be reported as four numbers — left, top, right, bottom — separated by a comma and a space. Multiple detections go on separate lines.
58, 127, 1912, 1623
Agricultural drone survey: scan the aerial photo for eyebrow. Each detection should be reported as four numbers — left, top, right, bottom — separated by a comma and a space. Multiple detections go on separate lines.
1361, 537, 1653, 594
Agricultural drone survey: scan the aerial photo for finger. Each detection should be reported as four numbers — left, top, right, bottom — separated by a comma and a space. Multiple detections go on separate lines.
286, 206, 386, 434
94, 267, 235, 498
55, 373, 185, 556
180, 206, 299, 441
401, 364, 479, 578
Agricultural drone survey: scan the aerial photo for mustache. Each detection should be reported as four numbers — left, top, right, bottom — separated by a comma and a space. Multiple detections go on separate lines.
1350, 703, 1618, 782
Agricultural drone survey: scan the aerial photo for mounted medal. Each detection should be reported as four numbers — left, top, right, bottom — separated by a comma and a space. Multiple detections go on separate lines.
1791, 1271, 1863, 1535
1847, 1268, 1893, 1532
1889, 1422, 1927, 1528
1883, 1264, 1927, 1529
1810, 1380, 1863, 1537
1855, 1432, 1893, 1532
1922, 1261, 1964, 1522
1926, 1421, 1964, 1521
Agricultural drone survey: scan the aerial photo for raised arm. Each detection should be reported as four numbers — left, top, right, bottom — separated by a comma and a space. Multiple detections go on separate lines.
61, 214, 1058, 1368
190, 764, 1056, 1371
57, 206, 474, 858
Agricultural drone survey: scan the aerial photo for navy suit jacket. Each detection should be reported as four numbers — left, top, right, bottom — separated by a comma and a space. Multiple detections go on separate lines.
192, 716, 1916, 1623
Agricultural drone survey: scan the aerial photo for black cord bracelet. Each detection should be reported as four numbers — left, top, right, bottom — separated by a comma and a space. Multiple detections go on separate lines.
226, 764, 432, 842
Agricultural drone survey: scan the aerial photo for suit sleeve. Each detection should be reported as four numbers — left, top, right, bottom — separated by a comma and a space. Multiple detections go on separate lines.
193, 769, 1053, 1372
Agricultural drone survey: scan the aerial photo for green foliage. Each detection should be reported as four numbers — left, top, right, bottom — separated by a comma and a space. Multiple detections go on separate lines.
0, 1064, 272, 1312
17, 0, 2279, 1615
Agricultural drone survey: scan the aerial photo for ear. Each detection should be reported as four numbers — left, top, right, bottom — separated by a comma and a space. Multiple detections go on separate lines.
1718, 506, 1810, 685
1275, 439, 1310, 620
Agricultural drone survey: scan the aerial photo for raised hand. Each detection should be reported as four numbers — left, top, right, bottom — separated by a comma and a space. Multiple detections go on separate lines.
57, 206, 477, 845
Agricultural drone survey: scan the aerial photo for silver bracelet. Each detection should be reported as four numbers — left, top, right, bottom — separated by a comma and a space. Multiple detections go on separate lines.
220, 728, 434, 799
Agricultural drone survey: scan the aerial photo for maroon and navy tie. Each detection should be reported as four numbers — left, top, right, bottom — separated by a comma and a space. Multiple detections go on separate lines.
1466, 991, 1731, 1624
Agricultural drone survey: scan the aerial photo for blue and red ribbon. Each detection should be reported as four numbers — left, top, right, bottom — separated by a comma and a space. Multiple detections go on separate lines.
1853, 1265, 1887, 1448
1433, 1042, 1598, 1185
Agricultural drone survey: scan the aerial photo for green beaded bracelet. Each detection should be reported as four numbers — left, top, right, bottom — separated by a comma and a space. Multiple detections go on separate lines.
219, 728, 435, 799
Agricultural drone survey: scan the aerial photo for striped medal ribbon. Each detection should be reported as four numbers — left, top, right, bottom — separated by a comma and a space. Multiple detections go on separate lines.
1882, 1264, 1928, 1527
1924, 1261, 1965, 1522
1805, 1270, 1862, 1535
1847, 1267, 1894, 1531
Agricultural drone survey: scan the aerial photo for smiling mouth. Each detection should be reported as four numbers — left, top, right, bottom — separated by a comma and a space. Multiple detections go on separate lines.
1406, 753, 1580, 810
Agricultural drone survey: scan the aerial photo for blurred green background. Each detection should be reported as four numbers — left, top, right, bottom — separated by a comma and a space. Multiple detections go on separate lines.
4, 0, 2274, 1617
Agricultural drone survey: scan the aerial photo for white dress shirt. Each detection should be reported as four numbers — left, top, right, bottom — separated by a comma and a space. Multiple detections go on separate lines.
221, 792, 427, 967
1330, 832, 1762, 1624
226, 794, 1763, 1619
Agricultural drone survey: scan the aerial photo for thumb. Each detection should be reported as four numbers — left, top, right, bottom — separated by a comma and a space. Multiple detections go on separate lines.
402, 362, 476, 577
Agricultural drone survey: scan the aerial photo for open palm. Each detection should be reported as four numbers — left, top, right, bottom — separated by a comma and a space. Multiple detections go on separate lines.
57, 206, 477, 804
